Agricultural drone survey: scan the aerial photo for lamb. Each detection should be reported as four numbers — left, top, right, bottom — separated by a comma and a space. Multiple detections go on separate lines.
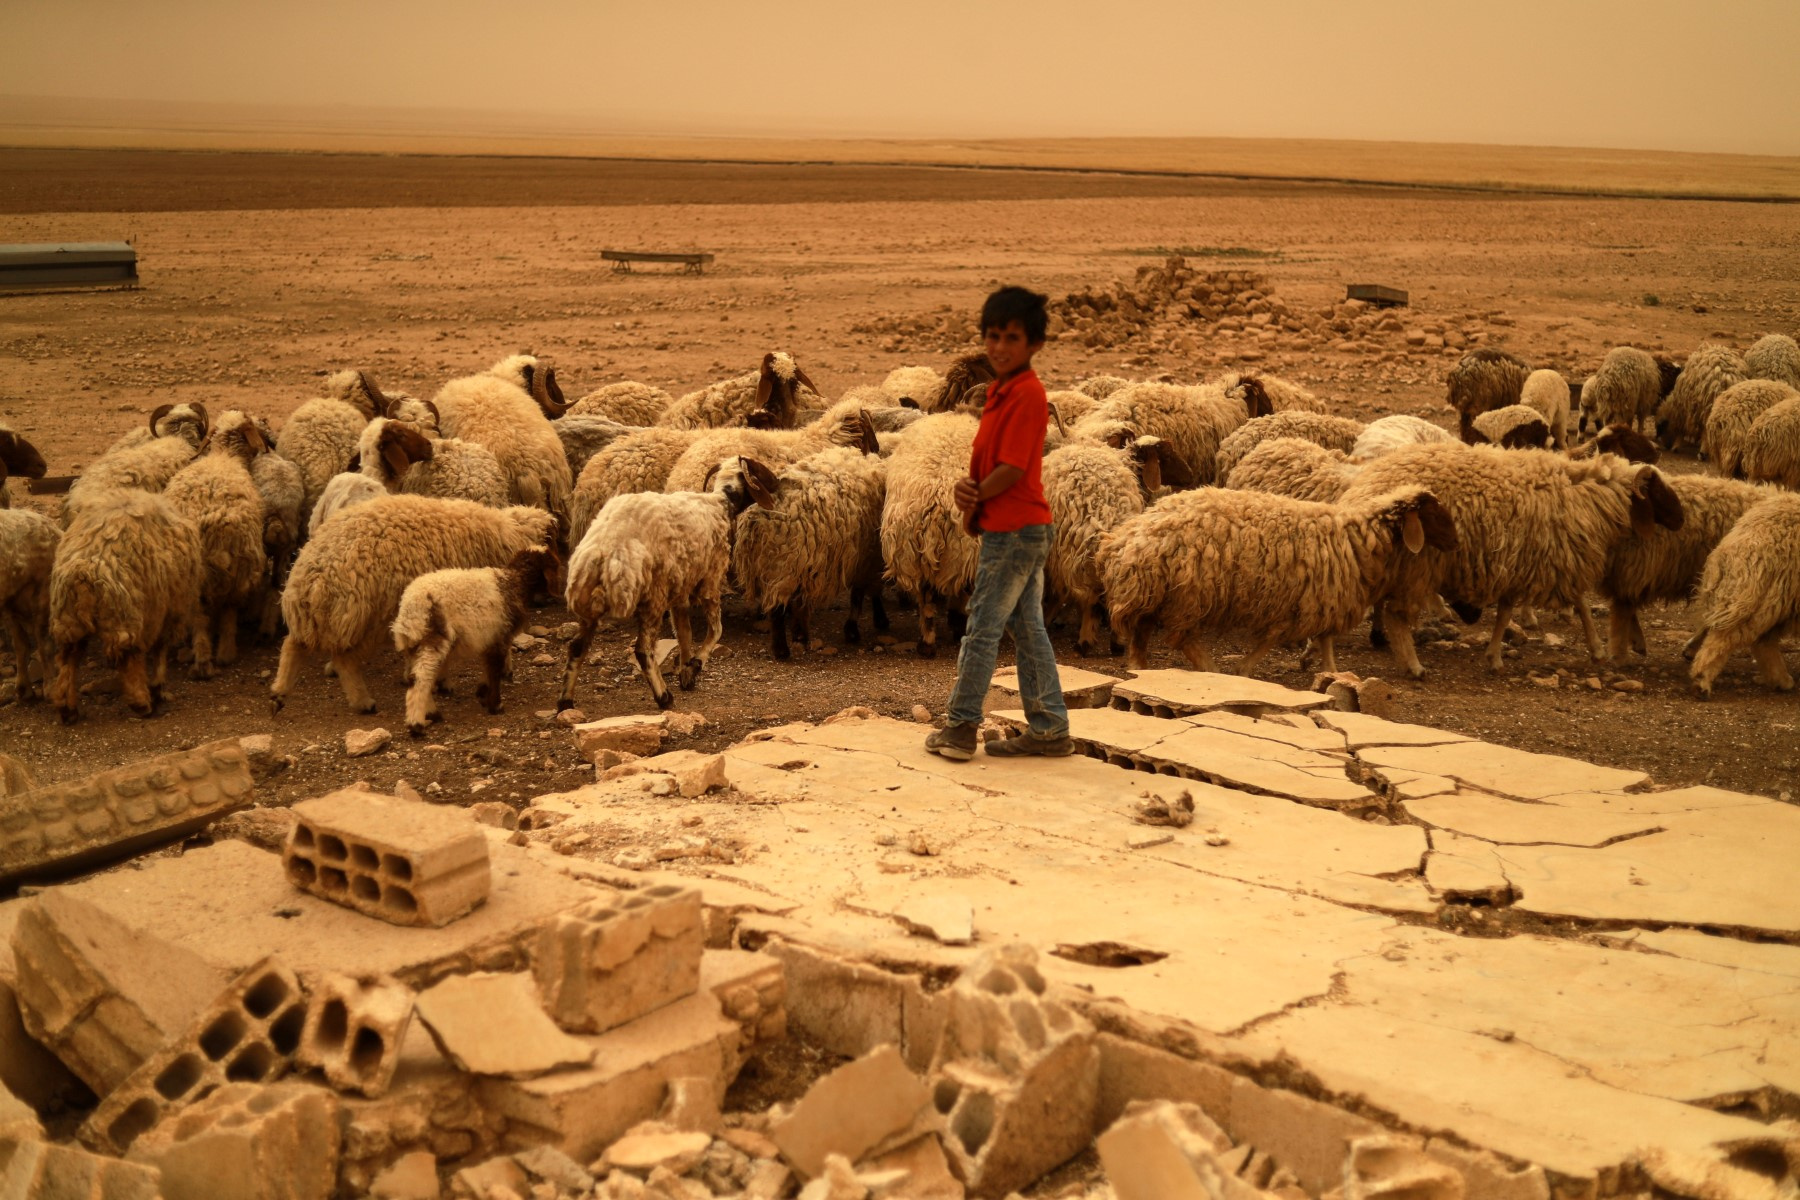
248, 422, 303, 638
1446, 349, 1531, 442
430, 354, 574, 516
161, 410, 271, 678
0, 423, 48, 508
558, 489, 749, 711
1215, 370, 1326, 414
1687, 494, 1800, 695
271, 495, 557, 713
1580, 347, 1663, 434
275, 371, 385, 530
48, 489, 203, 723
1042, 440, 1157, 656
1740, 397, 1800, 490
1340, 444, 1684, 677
661, 402, 878, 494
1213, 411, 1364, 482
390, 545, 551, 735
1519, 369, 1572, 448
1599, 475, 1772, 663
879, 412, 980, 656
1656, 343, 1747, 453
657, 353, 820, 430
1097, 486, 1457, 677
1702, 379, 1799, 478
1745, 333, 1800, 390
1070, 379, 1270, 487
716, 445, 888, 660
0, 509, 59, 701
568, 381, 672, 426
1225, 437, 1361, 502
1350, 414, 1456, 462
1472, 404, 1551, 450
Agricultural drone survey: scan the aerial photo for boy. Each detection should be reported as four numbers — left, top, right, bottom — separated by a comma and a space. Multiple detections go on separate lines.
925, 286, 1071, 761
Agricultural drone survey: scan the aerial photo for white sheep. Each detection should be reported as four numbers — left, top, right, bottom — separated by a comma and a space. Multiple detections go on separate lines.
275, 371, 384, 531
248, 420, 304, 639
161, 410, 271, 678
1214, 370, 1327, 414
64, 413, 205, 521
558, 489, 746, 710
1097, 486, 1457, 676
881, 365, 947, 410
1745, 333, 1800, 390
1580, 347, 1662, 434
1471, 404, 1551, 450
878, 412, 980, 657
308, 473, 387, 537
1656, 344, 1746, 453
657, 353, 821, 430
1350, 414, 1455, 462
1446, 349, 1531, 442
272, 495, 557, 713
48, 489, 203, 722
1042, 440, 1154, 656
390, 546, 550, 735
1340, 444, 1685, 677
567, 381, 673, 426
554, 415, 636, 481
1213, 411, 1364, 482
0, 509, 59, 701
567, 427, 703, 548
1739, 397, 1800, 491
1069, 379, 1269, 487
98, 403, 212, 458
1688, 494, 1800, 695
430, 355, 573, 517
661, 401, 878, 494
1518, 369, 1572, 448
1224, 437, 1361, 502
1702, 379, 1799, 478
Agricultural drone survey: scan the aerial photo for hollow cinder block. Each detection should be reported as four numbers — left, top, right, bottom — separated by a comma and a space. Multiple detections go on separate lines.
296, 972, 414, 1099
283, 790, 490, 928
127, 1080, 342, 1200
533, 884, 703, 1035
82, 957, 311, 1156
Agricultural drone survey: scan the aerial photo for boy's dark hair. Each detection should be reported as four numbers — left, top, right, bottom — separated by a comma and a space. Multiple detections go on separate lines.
981, 286, 1050, 343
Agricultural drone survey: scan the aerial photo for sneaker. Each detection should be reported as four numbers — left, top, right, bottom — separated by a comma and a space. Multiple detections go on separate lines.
924, 722, 979, 761
984, 732, 1074, 758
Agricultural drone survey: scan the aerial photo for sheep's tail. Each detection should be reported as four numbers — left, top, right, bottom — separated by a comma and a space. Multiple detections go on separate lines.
568, 540, 649, 622
390, 590, 438, 655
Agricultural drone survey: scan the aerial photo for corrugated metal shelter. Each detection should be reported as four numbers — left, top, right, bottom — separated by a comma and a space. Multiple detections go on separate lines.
0, 242, 138, 289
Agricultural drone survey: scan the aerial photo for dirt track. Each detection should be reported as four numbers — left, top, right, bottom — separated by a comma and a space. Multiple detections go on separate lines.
2, 150, 1797, 806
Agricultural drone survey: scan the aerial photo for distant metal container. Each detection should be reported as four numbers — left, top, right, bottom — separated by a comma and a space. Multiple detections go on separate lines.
1347, 283, 1408, 308
0, 242, 138, 289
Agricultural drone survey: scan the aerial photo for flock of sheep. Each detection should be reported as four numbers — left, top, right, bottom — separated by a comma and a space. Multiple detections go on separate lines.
1, 328, 1798, 731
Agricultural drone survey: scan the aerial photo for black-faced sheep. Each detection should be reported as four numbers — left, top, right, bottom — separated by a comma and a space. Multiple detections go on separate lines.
657, 352, 820, 430
1657, 343, 1746, 454
1472, 404, 1551, 450
1688, 494, 1800, 696
161, 410, 271, 678
1215, 370, 1327, 414
1446, 349, 1531, 443
0, 423, 48, 508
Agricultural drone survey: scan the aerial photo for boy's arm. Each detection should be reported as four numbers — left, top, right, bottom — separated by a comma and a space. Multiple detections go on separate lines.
954, 465, 1024, 513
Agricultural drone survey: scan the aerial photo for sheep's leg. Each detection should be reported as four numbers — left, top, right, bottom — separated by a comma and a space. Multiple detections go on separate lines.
188, 618, 216, 682
1484, 602, 1515, 672
1236, 634, 1281, 679
330, 651, 378, 714
1679, 625, 1707, 660
119, 650, 154, 718
556, 619, 596, 711
215, 607, 240, 667
271, 635, 304, 713
843, 589, 863, 645
638, 619, 674, 710
479, 645, 508, 713
869, 586, 889, 634
1518, 605, 1540, 632
768, 602, 792, 660
403, 646, 446, 736
1176, 633, 1215, 673
1076, 604, 1105, 658
670, 600, 698, 693
1319, 634, 1338, 675
679, 587, 724, 691
1606, 601, 1639, 663
916, 587, 939, 658
1575, 599, 1604, 662
1751, 636, 1795, 691
947, 601, 968, 643
149, 635, 171, 708
257, 587, 283, 641
1689, 629, 1729, 696
3, 611, 37, 701
1123, 620, 1152, 671
1381, 604, 1426, 679
51, 637, 85, 724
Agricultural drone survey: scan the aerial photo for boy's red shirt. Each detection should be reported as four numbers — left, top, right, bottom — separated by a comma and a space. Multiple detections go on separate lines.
969, 367, 1053, 532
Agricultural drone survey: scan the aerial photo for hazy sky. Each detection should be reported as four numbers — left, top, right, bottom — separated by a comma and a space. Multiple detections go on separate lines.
5, 0, 1798, 154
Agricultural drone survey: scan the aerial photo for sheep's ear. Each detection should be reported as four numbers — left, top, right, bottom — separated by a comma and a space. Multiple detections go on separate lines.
755, 357, 775, 413
382, 423, 434, 478
793, 365, 819, 395
744, 459, 780, 508
1240, 377, 1273, 418
1466, 426, 1492, 446
1416, 493, 1458, 551
1401, 510, 1426, 554
1637, 468, 1684, 534
899, 395, 919, 410
190, 403, 210, 439
854, 410, 879, 454
149, 404, 174, 434
1131, 436, 1164, 493
244, 421, 269, 455
1155, 445, 1197, 488
0, 430, 46, 478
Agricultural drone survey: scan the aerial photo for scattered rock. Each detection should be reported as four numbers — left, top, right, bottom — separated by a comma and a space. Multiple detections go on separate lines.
1128, 833, 1174, 850
615, 848, 655, 871
555, 708, 588, 726
602, 1125, 712, 1176
824, 706, 879, 725
344, 728, 392, 758
1611, 679, 1645, 692
910, 704, 932, 723
892, 895, 974, 945
1133, 790, 1194, 827
369, 1150, 439, 1200
469, 801, 518, 830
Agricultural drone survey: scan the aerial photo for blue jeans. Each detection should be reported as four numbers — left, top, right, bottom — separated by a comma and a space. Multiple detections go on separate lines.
946, 524, 1069, 738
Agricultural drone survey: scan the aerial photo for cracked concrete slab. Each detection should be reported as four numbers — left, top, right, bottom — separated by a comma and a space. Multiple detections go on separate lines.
1112, 670, 1332, 714
1356, 742, 1649, 800
1622, 929, 1800, 979
1406, 791, 1664, 847
1311, 710, 1475, 749
1186, 710, 1348, 754
1423, 832, 1511, 902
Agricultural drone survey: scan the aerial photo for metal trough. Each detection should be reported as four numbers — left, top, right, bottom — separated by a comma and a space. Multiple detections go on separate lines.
0, 242, 138, 290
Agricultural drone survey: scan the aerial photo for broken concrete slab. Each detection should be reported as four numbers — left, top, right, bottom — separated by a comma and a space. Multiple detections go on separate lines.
1423, 833, 1513, 905
296, 972, 414, 1098
415, 972, 594, 1078
335, 1021, 504, 1195
127, 1081, 340, 1200
1030, 705, 1179, 757
0, 1079, 41, 1143
603, 1126, 712, 1175
1112, 670, 1331, 716
0, 1135, 162, 1199
1187, 709, 1348, 753
1142, 725, 1372, 809
892, 895, 974, 946
285, 790, 491, 928
698, 948, 787, 1058
1406, 791, 1662, 847
0, 905, 90, 1111
10, 890, 228, 1096
773, 1045, 933, 1179
534, 884, 703, 1035
450, 1155, 528, 1199
1097, 1100, 1255, 1200
573, 715, 669, 760
1543, 783, 1774, 817
1360, 765, 1459, 802
1626, 928, 1800, 978
369, 1150, 440, 1200
85, 956, 312, 1155
0, 737, 254, 886
1355, 742, 1648, 801
1344, 1135, 1465, 1200
1310, 710, 1473, 750
990, 663, 1119, 709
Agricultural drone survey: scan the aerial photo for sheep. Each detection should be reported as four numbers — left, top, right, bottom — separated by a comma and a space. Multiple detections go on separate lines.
1214, 411, 1364, 482
271, 495, 557, 713
308, 473, 387, 537
99, 403, 212, 457
657, 353, 820, 430
0, 423, 48, 508
881, 365, 947, 410
430, 354, 573, 516
1070, 379, 1270, 487
1042, 439, 1158, 657
879, 412, 981, 657
1567, 423, 1662, 464
934, 352, 998, 413
554, 415, 637, 480
1745, 333, 1800, 390
48, 489, 203, 723
568, 427, 705, 548
1580, 347, 1663, 434
65, 414, 205, 519
1702, 379, 1799, 478
1076, 375, 1132, 401
1215, 370, 1326, 414
1045, 390, 1098, 428
568, 381, 672, 426
275, 371, 384, 530
1350, 414, 1456, 462
161, 411, 271, 679
248, 424, 303, 639
1688, 494, 1800, 695
1519, 369, 1572, 449
0, 509, 59, 701
661, 402, 878, 494
716, 445, 888, 660
1599, 475, 1772, 663
1340, 444, 1684, 677
1656, 343, 1747, 453
558, 488, 749, 711
390, 545, 550, 736
1097, 486, 1457, 677
1740, 397, 1800, 490
335, 416, 510, 512
1472, 405, 1551, 450
1225, 437, 1361, 503
1446, 349, 1531, 442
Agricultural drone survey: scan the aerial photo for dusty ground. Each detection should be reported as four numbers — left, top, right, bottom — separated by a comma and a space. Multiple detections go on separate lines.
2, 148, 1797, 808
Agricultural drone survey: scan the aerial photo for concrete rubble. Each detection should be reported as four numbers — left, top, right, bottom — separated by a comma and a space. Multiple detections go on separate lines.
0, 669, 1797, 1200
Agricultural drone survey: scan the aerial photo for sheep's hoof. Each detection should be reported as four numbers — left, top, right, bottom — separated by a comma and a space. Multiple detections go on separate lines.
409, 724, 426, 739
654, 691, 675, 711
188, 665, 214, 682
357, 703, 377, 715
677, 664, 700, 691
916, 641, 937, 660
58, 707, 79, 725
843, 620, 861, 645
771, 643, 792, 662
128, 702, 154, 719
555, 697, 576, 712
1075, 639, 1101, 658
270, 694, 285, 715
428, 710, 443, 723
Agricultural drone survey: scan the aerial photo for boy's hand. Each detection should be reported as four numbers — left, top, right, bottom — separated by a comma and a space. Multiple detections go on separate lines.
953, 477, 980, 514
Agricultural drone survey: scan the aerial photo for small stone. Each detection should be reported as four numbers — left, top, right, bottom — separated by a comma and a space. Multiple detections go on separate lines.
528, 625, 550, 638
594, 748, 640, 770
555, 708, 588, 726
1353, 677, 1395, 718
603, 1127, 712, 1176
344, 727, 392, 757
393, 779, 424, 803
470, 801, 518, 830
1528, 674, 1560, 689
1611, 679, 1645, 692
615, 848, 654, 870
425, 781, 444, 794
556, 622, 581, 640
1543, 632, 1566, 649
1205, 833, 1231, 847
907, 831, 936, 856
511, 632, 541, 651
515, 1145, 595, 1191
910, 704, 932, 723
648, 776, 677, 797
1585, 676, 1604, 691
488, 727, 504, 738
1128, 833, 1174, 850
239, 733, 276, 772
369, 1150, 439, 1200
531, 653, 557, 666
